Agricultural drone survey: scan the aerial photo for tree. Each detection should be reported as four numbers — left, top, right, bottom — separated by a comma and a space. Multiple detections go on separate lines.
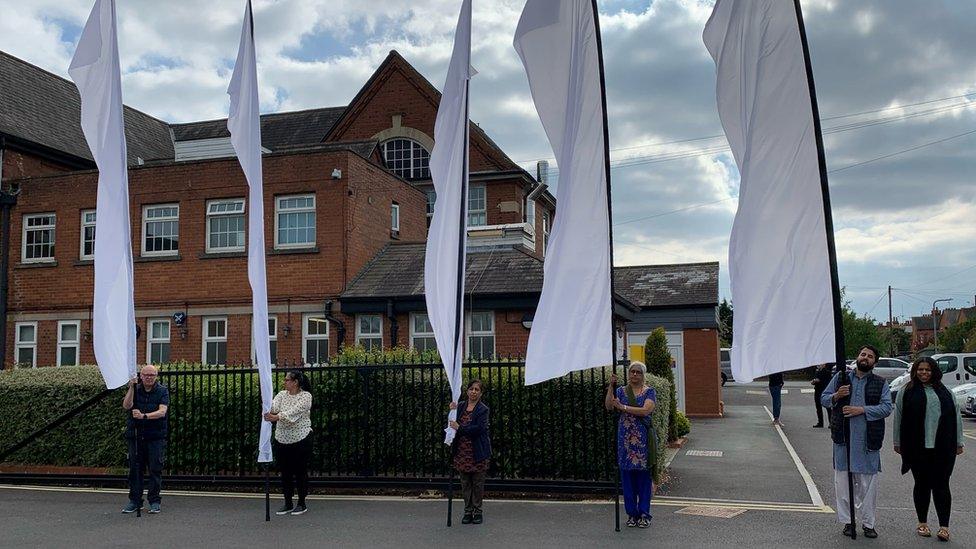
718, 299, 733, 347
644, 328, 678, 442
964, 325, 976, 353
882, 326, 911, 357
841, 296, 884, 359
939, 318, 976, 353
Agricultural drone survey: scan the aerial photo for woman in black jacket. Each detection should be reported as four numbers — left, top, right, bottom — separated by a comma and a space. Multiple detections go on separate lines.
893, 357, 965, 541
449, 379, 491, 525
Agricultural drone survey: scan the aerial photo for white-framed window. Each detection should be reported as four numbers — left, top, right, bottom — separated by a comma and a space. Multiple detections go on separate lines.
467, 185, 486, 227
525, 196, 536, 237
275, 194, 316, 249
542, 211, 551, 254
142, 204, 179, 256
391, 202, 400, 234
380, 138, 430, 180
147, 318, 171, 364
80, 210, 96, 260
425, 189, 436, 218
56, 320, 81, 366
302, 313, 330, 364
466, 311, 495, 360
356, 314, 383, 351
252, 316, 278, 365
410, 313, 437, 353
22, 213, 56, 263
14, 322, 38, 367
202, 317, 227, 365
206, 198, 245, 253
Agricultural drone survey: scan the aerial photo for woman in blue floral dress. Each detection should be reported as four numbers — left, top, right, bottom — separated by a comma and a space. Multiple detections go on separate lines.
605, 361, 657, 528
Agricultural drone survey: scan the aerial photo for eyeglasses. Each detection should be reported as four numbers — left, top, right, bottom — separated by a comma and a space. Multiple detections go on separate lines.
141, 374, 157, 378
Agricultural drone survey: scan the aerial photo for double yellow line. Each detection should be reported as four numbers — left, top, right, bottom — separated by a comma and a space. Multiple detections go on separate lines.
653, 495, 833, 514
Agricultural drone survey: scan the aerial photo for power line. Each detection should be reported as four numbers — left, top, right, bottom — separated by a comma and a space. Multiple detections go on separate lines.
519, 90, 976, 166
827, 128, 976, 174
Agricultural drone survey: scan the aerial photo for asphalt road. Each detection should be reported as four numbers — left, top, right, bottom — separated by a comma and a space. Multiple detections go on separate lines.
1, 381, 973, 548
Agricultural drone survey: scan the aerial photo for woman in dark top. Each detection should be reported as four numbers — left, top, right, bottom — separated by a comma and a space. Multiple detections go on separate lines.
811, 363, 834, 428
893, 357, 965, 541
449, 379, 491, 525
768, 372, 785, 426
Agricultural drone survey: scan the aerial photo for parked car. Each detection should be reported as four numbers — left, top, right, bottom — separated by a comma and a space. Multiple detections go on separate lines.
965, 394, 976, 418
951, 383, 976, 416
720, 348, 732, 386
890, 353, 976, 401
873, 357, 910, 381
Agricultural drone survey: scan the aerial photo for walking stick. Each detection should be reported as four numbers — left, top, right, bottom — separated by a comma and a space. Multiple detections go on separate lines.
446, 466, 456, 527
839, 367, 856, 540
134, 421, 141, 518
611, 372, 620, 532
265, 463, 271, 522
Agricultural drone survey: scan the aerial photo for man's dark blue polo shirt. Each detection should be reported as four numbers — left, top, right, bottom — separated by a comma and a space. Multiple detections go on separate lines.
125, 383, 169, 440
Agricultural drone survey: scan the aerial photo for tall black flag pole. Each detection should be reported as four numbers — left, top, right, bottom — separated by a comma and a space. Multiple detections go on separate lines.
446, 73, 471, 529
792, 0, 854, 538
245, 0, 273, 523
590, 0, 623, 532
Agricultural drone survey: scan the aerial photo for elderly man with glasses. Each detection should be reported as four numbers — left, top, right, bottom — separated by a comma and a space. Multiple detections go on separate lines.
122, 365, 169, 514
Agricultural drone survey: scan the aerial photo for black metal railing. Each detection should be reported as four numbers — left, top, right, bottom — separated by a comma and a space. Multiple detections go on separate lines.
0, 358, 625, 491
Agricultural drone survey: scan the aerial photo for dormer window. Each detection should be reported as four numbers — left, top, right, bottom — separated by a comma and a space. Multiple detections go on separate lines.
380, 138, 430, 180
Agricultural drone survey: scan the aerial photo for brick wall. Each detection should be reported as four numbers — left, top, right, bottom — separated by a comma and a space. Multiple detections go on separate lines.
3, 148, 426, 368
682, 328, 721, 417
2, 149, 76, 180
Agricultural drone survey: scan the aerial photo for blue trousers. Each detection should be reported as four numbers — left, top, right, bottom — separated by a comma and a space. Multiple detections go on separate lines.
621, 469, 652, 518
127, 437, 166, 505
769, 385, 783, 420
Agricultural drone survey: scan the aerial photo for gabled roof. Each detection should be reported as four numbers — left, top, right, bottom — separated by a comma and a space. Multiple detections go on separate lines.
323, 50, 523, 173
940, 309, 962, 327
170, 106, 346, 150
341, 242, 545, 299
613, 262, 720, 308
0, 50, 174, 165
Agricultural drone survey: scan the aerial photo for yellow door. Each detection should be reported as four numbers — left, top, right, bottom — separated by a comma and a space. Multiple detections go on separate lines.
629, 345, 645, 363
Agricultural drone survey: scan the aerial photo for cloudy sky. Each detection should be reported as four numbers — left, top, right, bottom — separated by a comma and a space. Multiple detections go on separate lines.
1, 0, 973, 320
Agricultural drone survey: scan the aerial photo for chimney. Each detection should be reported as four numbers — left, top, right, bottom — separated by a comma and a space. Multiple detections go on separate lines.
536, 160, 549, 184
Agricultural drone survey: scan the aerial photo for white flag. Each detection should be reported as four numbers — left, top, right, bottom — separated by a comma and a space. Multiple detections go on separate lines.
227, 0, 274, 463
704, 0, 837, 383
69, 0, 135, 390
425, 0, 473, 445
515, 0, 613, 385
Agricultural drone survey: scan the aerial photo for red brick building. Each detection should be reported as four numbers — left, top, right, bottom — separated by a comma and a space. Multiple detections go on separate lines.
0, 48, 720, 414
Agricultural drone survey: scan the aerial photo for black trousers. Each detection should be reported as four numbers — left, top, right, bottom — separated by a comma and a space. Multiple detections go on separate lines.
127, 437, 166, 505
910, 451, 952, 527
276, 436, 312, 506
814, 388, 830, 425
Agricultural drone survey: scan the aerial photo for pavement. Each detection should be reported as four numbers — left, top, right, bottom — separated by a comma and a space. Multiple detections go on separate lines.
1, 381, 974, 548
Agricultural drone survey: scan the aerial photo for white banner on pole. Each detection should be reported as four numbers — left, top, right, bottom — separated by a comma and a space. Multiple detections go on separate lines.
228, 0, 274, 463
69, 0, 136, 390
425, 0, 473, 445
704, 0, 836, 383
514, 0, 613, 385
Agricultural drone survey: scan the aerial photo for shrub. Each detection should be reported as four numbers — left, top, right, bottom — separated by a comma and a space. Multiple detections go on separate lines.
0, 363, 672, 483
644, 328, 678, 442
673, 410, 691, 439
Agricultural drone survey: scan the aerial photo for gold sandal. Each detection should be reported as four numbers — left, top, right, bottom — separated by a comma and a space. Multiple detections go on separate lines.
937, 527, 949, 542
917, 524, 931, 537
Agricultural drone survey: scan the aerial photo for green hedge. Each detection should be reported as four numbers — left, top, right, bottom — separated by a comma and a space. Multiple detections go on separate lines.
0, 364, 671, 482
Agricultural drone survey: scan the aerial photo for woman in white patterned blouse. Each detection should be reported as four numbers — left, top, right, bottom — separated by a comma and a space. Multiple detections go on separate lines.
264, 370, 313, 516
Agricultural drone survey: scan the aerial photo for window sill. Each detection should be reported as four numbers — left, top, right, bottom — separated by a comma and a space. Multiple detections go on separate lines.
269, 247, 319, 256
199, 251, 247, 260
16, 260, 58, 269
135, 254, 182, 263
74, 259, 94, 266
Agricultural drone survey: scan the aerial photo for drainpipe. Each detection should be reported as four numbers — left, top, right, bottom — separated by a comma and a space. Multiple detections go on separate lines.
387, 299, 398, 347
0, 137, 19, 369
324, 300, 346, 349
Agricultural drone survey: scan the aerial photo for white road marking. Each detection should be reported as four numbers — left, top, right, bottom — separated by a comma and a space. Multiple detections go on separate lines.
764, 405, 826, 509
800, 388, 815, 394
746, 390, 766, 395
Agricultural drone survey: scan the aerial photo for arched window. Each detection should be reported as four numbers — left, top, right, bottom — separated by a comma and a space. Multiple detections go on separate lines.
380, 138, 430, 180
